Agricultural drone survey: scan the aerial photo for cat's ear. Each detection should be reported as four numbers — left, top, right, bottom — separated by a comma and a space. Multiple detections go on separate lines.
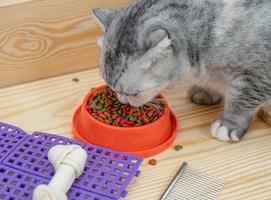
146, 29, 171, 52
140, 29, 171, 70
93, 8, 115, 31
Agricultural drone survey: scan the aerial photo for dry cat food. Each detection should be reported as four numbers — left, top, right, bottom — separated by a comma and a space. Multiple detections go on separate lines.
72, 78, 79, 82
88, 86, 165, 127
174, 145, 183, 151
148, 159, 157, 166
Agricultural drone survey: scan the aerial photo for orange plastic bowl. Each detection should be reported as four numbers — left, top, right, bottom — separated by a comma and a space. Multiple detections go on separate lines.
73, 85, 178, 158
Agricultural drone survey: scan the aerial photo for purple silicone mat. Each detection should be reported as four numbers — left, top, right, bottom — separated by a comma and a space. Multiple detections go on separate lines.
0, 122, 142, 200
0, 122, 27, 164
0, 166, 112, 200
3, 132, 83, 179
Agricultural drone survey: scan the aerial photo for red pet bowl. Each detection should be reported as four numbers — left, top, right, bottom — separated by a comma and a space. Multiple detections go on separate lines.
73, 85, 178, 158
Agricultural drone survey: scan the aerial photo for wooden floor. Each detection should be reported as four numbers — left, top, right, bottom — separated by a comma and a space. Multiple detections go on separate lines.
1, 68, 271, 200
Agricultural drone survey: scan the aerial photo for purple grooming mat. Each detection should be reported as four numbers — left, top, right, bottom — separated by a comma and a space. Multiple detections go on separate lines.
0, 122, 142, 200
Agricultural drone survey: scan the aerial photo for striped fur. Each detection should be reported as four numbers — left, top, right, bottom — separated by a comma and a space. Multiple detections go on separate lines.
93, 0, 271, 141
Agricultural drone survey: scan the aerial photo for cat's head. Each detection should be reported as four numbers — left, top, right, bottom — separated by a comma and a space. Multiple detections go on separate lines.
93, 6, 189, 106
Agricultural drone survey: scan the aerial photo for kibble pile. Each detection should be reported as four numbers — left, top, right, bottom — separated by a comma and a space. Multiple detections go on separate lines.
88, 86, 165, 127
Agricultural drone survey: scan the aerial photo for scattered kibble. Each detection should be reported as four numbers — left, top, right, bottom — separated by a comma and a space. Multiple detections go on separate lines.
148, 159, 157, 166
88, 86, 165, 127
72, 78, 79, 83
174, 145, 183, 151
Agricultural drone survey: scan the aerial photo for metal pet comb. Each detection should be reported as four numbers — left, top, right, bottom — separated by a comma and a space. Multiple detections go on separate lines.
160, 162, 224, 200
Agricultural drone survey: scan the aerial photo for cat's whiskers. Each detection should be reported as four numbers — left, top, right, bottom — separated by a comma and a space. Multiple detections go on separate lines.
139, 105, 147, 117
136, 106, 141, 116
145, 102, 163, 113
150, 99, 166, 104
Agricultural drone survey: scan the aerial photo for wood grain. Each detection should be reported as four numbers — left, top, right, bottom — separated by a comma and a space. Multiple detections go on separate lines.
1, 68, 271, 199
0, 0, 33, 7
0, 0, 131, 88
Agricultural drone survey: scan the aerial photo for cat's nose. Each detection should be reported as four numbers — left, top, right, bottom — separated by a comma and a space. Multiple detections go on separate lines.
117, 93, 128, 104
127, 98, 145, 107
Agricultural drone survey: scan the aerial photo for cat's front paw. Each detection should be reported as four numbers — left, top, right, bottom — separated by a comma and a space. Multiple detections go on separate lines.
211, 118, 246, 142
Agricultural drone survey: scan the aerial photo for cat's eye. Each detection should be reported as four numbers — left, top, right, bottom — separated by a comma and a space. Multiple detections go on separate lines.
118, 91, 138, 97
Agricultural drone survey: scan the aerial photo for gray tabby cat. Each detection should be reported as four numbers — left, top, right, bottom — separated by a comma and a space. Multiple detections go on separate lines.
93, 0, 271, 142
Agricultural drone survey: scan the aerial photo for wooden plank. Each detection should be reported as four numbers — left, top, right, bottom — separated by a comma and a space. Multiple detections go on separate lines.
0, 0, 131, 88
1, 68, 271, 199
0, 0, 33, 7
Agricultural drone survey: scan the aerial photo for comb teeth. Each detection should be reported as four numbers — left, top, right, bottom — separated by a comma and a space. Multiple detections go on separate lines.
161, 163, 224, 200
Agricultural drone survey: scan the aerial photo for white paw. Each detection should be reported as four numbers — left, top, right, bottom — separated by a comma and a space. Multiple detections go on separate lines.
211, 119, 241, 142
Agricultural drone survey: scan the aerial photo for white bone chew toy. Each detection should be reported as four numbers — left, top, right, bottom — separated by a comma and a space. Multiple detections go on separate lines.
32, 145, 87, 200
